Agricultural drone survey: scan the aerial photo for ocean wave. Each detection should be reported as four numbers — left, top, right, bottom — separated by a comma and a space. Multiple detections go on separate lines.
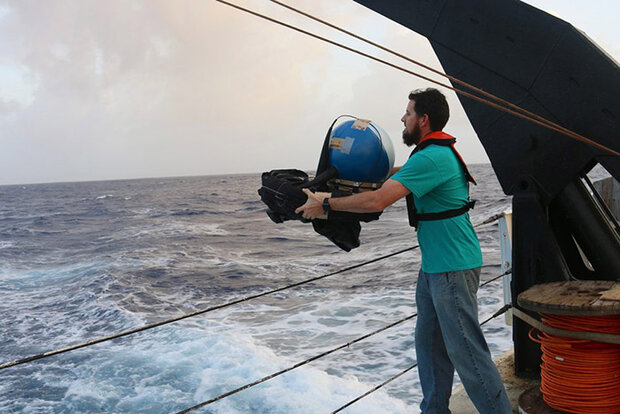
0, 327, 410, 413
1, 170, 515, 413
0, 261, 105, 289
0, 240, 15, 249
169, 209, 209, 217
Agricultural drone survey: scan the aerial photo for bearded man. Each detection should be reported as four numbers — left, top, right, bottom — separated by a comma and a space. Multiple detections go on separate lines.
296, 88, 511, 414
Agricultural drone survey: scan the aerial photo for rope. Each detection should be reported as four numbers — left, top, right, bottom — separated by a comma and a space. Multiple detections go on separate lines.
269, 0, 588, 150
214, 0, 620, 157
175, 313, 418, 414
330, 303, 512, 413
528, 313, 620, 413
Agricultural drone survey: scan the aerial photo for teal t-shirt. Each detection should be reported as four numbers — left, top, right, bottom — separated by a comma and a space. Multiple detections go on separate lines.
391, 145, 483, 273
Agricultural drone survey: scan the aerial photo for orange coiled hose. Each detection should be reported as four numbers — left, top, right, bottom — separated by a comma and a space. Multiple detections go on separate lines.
528, 313, 620, 414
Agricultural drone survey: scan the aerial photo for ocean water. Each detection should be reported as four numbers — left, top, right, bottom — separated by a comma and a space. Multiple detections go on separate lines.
0, 164, 519, 413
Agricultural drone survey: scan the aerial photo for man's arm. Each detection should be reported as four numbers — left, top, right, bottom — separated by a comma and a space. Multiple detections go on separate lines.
295, 179, 410, 219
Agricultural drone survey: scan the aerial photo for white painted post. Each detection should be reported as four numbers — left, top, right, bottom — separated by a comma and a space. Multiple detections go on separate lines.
498, 211, 513, 325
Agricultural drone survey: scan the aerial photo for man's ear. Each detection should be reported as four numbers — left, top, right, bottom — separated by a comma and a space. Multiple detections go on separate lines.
420, 113, 430, 128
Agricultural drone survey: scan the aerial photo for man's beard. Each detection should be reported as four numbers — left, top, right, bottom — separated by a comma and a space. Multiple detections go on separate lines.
402, 123, 421, 147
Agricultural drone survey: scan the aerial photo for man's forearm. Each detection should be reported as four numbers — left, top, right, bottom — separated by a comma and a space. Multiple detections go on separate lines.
328, 190, 385, 213
296, 179, 409, 219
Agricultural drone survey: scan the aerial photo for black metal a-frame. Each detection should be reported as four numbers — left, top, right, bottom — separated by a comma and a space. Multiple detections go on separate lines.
353, 0, 620, 377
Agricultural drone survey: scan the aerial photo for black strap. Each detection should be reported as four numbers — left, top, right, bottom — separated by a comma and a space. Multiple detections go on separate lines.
315, 115, 358, 177
404, 138, 476, 229
413, 200, 476, 221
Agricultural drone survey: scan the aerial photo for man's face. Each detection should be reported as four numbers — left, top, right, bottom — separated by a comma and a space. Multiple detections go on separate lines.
401, 99, 421, 147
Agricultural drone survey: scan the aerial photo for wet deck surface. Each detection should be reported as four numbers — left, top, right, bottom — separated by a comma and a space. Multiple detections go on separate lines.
449, 350, 541, 413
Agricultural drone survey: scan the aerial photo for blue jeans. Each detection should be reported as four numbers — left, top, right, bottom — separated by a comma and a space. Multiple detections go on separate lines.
415, 268, 511, 414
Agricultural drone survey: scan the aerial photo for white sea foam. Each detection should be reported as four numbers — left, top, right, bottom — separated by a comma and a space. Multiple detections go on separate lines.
7, 327, 411, 413
0, 240, 14, 249
0, 261, 103, 287
1, 170, 516, 413
121, 222, 229, 240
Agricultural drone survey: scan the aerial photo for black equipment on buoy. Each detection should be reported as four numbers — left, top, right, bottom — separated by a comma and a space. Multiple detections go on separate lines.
258, 115, 394, 251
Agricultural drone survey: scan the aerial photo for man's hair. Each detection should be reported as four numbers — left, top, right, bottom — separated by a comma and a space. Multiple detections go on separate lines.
408, 88, 449, 131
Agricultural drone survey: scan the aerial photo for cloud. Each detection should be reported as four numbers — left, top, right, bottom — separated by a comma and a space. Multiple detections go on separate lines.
1, 0, 616, 184
2, 0, 433, 184
0, 0, 343, 183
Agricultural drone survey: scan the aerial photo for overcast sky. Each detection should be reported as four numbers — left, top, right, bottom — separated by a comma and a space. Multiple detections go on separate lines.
1, 0, 618, 185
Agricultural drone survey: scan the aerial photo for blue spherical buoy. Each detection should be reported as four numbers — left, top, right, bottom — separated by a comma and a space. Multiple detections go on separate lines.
328, 118, 394, 183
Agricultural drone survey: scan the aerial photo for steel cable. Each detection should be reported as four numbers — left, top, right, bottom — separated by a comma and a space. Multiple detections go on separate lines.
175, 313, 418, 413
173, 302, 511, 413
214, 0, 620, 157
330, 303, 512, 413
0, 244, 418, 371
176, 303, 512, 413
480, 268, 511, 288
0, 213, 503, 371
269, 0, 587, 148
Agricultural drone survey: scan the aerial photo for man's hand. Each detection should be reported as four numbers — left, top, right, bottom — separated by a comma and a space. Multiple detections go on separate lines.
295, 189, 330, 220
